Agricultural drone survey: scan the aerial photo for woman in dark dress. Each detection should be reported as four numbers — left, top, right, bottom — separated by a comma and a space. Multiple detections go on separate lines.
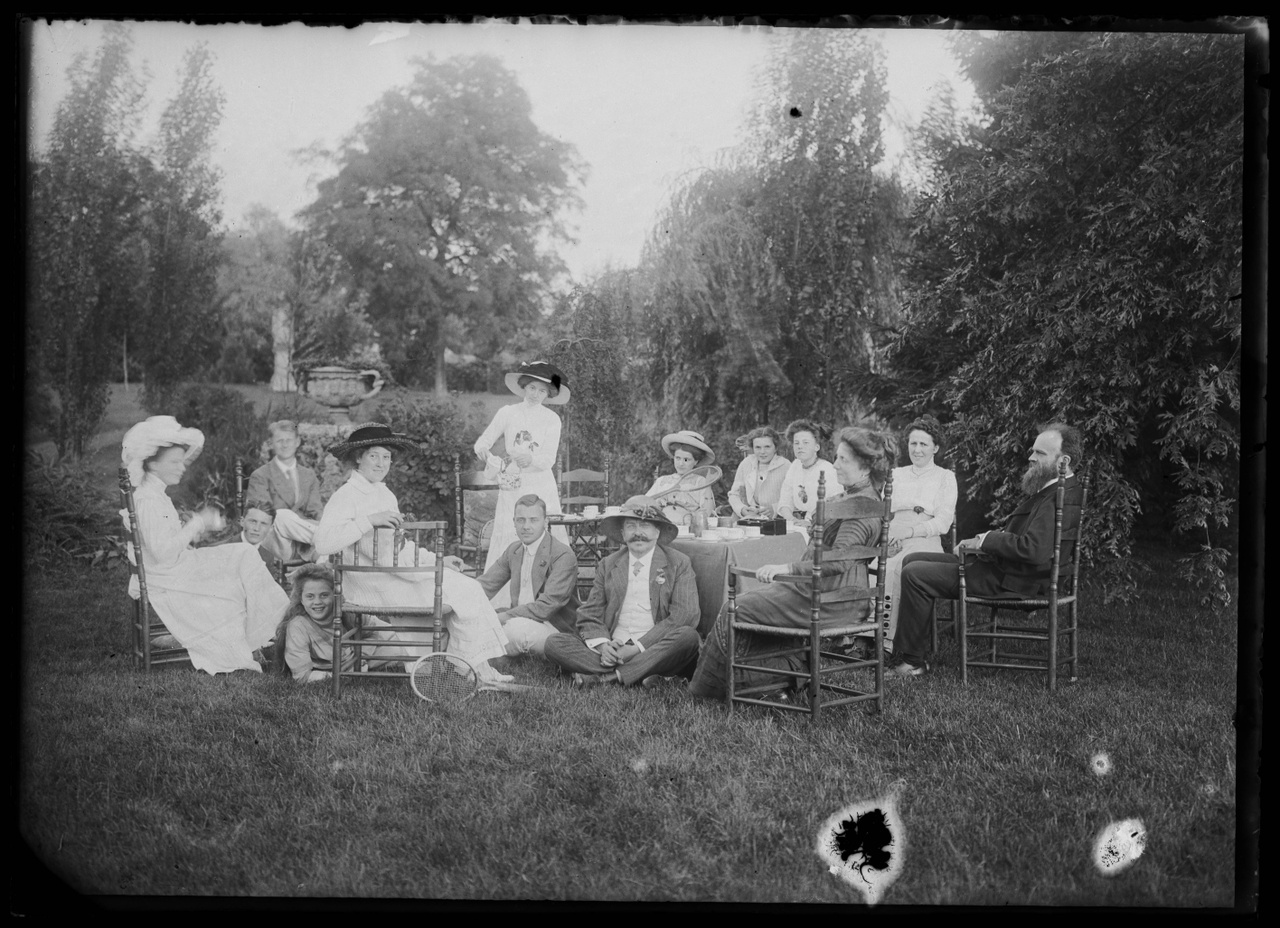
688, 426, 897, 701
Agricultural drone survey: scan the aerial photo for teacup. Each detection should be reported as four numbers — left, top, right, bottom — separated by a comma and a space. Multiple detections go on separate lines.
604, 506, 623, 515
699, 530, 721, 541
722, 527, 746, 541
583, 506, 600, 518
741, 525, 762, 538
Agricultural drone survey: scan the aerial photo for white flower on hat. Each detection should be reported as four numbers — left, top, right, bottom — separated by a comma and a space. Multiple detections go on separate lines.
120, 416, 206, 488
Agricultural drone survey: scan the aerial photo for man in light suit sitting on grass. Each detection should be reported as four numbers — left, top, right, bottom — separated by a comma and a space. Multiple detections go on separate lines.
478, 494, 579, 657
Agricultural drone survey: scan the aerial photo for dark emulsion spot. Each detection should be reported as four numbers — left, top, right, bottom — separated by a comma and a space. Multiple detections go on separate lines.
831, 808, 893, 883
789, 106, 803, 118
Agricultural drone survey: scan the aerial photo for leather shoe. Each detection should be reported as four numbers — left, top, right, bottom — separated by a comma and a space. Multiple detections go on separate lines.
571, 672, 613, 689
887, 660, 926, 678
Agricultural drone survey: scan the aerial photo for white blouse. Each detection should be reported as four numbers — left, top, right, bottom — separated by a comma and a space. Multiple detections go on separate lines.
775, 458, 841, 520
889, 463, 958, 538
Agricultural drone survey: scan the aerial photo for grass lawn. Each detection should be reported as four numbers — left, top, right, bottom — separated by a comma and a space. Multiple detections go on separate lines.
19, 558, 1239, 906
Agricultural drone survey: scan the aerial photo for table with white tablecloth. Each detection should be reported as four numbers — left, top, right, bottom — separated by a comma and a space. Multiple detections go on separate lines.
670, 533, 808, 637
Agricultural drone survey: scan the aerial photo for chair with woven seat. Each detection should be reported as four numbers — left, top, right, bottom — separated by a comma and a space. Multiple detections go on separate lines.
118, 467, 190, 671
330, 521, 453, 697
725, 471, 893, 721
453, 454, 499, 575
958, 461, 1089, 692
235, 458, 308, 587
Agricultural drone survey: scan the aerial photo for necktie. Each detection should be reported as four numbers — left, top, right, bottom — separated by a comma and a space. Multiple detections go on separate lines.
289, 466, 299, 503
633, 560, 642, 577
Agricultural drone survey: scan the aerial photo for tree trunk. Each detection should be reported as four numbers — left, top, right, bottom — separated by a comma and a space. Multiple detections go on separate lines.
434, 338, 447, 395
270, 301, 295, 392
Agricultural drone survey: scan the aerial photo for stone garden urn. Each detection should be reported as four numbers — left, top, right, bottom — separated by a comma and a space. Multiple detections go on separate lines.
295, 366, 385, 424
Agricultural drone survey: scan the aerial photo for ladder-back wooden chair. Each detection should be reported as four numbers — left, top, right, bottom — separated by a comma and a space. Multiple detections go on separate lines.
958, 461, 1089, 692
118, 467, 190, 671
454, 454, 498, 576
726, 471, 893, 721
330, 521, 455, 697
235, 458, 308, 587
559, 455, 610, 513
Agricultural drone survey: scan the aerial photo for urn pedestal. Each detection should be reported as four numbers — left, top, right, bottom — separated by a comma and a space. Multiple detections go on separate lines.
295, 366, 384, 424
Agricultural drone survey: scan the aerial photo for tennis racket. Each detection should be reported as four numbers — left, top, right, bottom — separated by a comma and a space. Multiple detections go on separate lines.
409, 653, 479, 703
649, 465, 724, 498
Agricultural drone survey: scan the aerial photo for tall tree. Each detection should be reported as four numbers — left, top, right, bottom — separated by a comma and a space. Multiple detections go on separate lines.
895, 32, 1243, 603
216, 207, 293, 387
301, 54, 586, 392
27, 23, 149, 457
132, 43, 226, 393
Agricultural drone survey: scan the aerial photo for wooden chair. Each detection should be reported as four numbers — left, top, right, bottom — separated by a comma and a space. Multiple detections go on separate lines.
559, 454, 610, 513
930, 522, 960, 657
726, 471, 893, 721
330, 521, 452, 697
958, 461, 1089, 692
235, 457, 308, 587
118, 467, 190, 671
454, 454, 499, 575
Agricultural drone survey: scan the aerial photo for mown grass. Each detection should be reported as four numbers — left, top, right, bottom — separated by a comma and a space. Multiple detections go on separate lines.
19, 562, 1238, 906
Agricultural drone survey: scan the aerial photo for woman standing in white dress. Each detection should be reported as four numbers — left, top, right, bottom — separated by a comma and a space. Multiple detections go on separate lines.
775, 419, 840, 523
312, 424, 512, 685
120, 416, 289, 675
473, 361, 571, 575
876, 415, 957, 653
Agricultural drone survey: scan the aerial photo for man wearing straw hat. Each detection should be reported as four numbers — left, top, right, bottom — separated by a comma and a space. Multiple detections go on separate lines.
543, 496, 701, 688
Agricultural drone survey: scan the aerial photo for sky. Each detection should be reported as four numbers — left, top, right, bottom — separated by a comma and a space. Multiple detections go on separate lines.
26, 19, 977, 284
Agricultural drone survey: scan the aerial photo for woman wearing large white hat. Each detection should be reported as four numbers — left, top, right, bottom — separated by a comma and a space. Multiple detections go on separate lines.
645, 429, 720, 525
120, 416, 289, 675
472, 361, 572, 578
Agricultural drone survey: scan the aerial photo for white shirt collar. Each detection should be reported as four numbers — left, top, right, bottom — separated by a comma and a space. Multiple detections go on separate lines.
274, 457, 297, 473
630, 549, 655, 571
523, 531, 546, 555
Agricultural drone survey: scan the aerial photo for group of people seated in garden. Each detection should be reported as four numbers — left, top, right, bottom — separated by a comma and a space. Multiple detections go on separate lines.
120, 357, 1084, 697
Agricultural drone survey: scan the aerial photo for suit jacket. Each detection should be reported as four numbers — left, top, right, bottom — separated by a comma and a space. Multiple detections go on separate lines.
248, 460, 324, 521
976, 475, 1083, 596
477, 532, 579, 634
574, 544, 700, 649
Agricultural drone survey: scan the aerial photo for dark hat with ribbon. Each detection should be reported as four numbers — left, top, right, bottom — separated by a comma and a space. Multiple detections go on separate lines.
504, 360, 570, 405
598, 495, 680, 547
327, 423, 417, 462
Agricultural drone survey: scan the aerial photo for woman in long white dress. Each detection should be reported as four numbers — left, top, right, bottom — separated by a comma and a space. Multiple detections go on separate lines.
473, 361, 571, 575
646, 430, 718, 525
120, 416, 289, 675
312, 424, 513, 685
775, 419, 841, 523
876, 416, 958, 653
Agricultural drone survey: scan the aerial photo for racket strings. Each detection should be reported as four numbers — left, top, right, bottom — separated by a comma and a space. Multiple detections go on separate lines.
410, 653, 478, 703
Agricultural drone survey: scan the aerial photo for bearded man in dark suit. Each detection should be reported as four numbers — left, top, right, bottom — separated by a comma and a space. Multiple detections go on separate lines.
889, 422, 1084, 677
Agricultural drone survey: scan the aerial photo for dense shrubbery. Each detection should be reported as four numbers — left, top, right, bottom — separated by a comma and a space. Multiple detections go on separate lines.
23, 451, 124, 571
367, 392, 491, 530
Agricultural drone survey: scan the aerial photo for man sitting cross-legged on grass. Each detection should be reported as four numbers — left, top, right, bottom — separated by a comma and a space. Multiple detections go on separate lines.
477, 493, 579, 657
889, 421, 1084, 678
247, 419, 323, 563
543, 496, 701, 689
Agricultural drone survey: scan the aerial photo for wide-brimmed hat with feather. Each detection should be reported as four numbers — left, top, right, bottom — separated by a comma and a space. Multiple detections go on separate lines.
504, 360, 570, 405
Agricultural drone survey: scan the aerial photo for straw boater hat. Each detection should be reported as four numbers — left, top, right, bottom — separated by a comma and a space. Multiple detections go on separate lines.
598, 496, 680, 547
504, 360, 570, 405
660, 429, 716, 467
327, 423, 417, 462
121, 416, 206, 488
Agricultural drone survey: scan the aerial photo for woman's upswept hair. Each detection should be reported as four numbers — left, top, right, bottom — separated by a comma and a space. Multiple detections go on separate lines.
902, 415, 946, 459
835, 426, 898, 488
785, 418, 832, 448
272, 563, 337, 675
745, 425, 782, 451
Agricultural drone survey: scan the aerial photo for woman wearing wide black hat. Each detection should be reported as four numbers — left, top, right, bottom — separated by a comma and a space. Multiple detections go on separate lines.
473, 360, 572, 575
313, 424, 512, 685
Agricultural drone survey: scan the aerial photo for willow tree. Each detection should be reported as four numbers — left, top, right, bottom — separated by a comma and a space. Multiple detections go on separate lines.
640, 30, 908, 437
301, 55, 586, 392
